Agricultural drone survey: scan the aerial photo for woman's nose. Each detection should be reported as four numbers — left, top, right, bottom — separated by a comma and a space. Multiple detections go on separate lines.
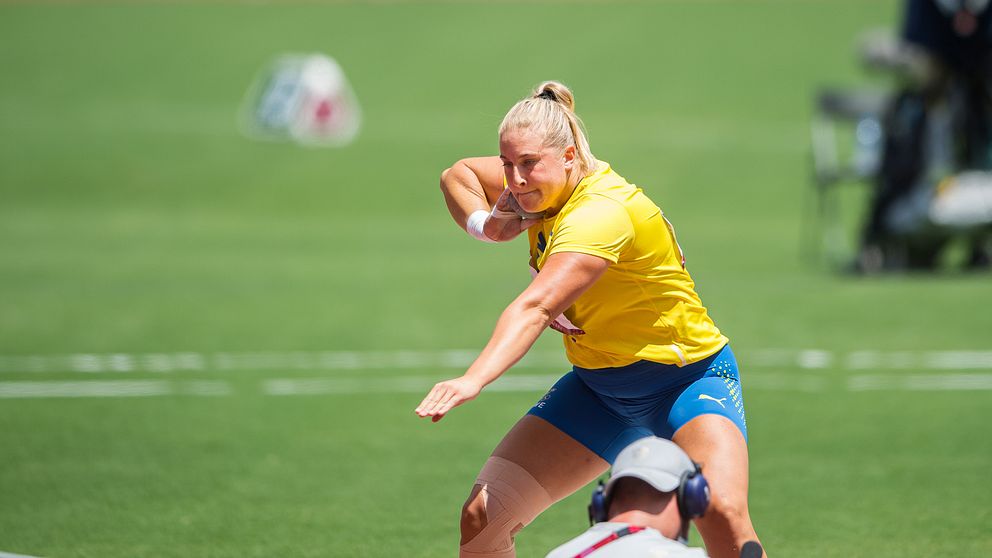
509, 167, 525, 187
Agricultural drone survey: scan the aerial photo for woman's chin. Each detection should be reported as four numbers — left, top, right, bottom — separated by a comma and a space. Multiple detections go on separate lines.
517, 197, 543, 214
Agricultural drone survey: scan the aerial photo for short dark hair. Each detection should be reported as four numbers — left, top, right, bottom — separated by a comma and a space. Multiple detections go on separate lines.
608, 477, 674, 517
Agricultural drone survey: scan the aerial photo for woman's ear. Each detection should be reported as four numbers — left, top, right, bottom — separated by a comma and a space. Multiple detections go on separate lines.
563, 145, 576, 169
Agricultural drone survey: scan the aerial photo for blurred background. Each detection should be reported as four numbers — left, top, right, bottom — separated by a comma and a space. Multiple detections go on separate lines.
0, 1, 989, 556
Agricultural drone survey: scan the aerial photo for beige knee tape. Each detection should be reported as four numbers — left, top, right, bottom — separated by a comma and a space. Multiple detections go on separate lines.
460, 456, 554, 558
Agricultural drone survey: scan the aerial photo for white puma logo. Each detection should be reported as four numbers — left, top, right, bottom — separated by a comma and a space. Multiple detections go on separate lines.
698, 394, 727, 408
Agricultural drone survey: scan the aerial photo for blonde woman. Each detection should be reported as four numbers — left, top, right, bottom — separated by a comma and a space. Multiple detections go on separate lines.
416, 81, 765, 558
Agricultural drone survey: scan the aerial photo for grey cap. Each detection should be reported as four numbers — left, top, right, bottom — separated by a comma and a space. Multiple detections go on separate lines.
604, 437, 695, 496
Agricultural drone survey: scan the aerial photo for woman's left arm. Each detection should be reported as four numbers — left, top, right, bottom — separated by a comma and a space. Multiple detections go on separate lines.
415, 251, 609, 422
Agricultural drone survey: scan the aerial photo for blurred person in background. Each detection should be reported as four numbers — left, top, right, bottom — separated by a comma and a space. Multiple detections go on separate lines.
546, 437, 711, 558
415, 81, 765, 558
858, 0, 992, 271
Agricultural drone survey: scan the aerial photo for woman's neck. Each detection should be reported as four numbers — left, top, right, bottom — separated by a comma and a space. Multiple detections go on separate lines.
544, 170, 585, 217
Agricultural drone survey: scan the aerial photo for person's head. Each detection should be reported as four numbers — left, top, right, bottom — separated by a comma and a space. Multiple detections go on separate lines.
588, 437, 710, 542
498, 81, 597, 215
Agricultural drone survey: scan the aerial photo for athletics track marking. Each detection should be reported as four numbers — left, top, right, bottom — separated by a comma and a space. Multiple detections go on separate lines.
0, 349, 989, 398
0, 348, 991, 374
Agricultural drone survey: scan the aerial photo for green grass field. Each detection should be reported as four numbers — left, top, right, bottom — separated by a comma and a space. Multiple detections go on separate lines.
1, 1, 990, 556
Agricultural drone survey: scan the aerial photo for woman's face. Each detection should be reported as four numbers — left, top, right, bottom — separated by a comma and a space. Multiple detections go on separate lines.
499, 127, 576, 215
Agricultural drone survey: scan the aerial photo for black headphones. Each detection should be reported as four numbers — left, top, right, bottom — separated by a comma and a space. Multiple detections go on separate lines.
587, 462, 710, 526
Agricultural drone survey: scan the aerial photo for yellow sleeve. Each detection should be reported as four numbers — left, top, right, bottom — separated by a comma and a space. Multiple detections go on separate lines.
547, 194, 634, 263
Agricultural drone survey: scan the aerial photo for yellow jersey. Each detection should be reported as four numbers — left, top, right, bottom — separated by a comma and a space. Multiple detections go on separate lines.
527, 161, 728, 369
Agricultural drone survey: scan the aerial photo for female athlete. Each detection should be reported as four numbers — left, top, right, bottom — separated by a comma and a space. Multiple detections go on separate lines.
415, 81, 766, 558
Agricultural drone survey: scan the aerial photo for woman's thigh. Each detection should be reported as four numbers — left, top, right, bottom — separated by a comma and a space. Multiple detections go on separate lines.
528, 371, 653, 465
673, 414, 761, 558
458, 415, 609, 552
491, 414, 609, 501
672, 414, 750, 504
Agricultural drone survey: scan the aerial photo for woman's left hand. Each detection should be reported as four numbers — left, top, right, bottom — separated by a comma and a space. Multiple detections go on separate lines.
483, 189, 543, 241
415, 376, 485, 422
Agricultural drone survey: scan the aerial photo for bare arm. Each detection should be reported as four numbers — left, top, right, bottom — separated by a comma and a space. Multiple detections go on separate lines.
440, 157, 541, 242
440, 157, 505, 228
415, 251, 610, 422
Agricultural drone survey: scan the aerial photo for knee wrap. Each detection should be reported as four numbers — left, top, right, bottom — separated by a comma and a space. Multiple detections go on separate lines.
460, 456, 553, 558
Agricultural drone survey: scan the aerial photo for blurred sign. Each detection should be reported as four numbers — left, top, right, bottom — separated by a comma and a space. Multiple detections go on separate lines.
240, 53, 361, 147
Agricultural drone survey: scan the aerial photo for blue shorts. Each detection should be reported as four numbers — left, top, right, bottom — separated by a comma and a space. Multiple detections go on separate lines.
527, 344, 747, 463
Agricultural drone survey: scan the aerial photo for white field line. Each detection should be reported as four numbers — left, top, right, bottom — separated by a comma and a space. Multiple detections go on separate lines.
736, 373, 828, 392
0, 551, 45, 558
0, 380, 230, 399
0, 349, 989, 399
0, 350, 561, 374
848, 373, 992, 391
749, 349, 992, 370
1, 373, 991, 399
0, 349, 990, 375
262, 375, 560, 396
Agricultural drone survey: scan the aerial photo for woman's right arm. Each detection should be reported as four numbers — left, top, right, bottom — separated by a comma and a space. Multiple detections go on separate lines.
440, 157, 504, 226
440, 157, 540, 242
414, 250, 610, 422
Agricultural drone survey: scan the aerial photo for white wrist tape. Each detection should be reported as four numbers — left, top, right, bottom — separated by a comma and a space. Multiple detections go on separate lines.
466, 209, 497, 243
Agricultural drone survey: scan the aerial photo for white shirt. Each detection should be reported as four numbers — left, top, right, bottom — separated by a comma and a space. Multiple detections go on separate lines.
545, 522, 708, 558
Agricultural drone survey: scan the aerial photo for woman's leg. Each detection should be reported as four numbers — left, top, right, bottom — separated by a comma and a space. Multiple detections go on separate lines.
460, 415, 609, 558
673, 414, 765, 558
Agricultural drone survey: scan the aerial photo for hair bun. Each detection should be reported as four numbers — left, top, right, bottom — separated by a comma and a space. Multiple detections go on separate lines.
501, 80, 596, 177
533, 81, 575, 112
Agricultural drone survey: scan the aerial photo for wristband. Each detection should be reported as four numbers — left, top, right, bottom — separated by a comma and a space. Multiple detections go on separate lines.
466, 209, 496, 242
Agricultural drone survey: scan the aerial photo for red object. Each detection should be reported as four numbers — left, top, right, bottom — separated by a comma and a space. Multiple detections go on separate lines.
314, 98, 335, 123
571, 525, 646, 558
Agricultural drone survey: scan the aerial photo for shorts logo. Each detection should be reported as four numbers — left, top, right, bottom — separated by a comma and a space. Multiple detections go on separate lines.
535, 387, 556, 409
697, 394, 727, 408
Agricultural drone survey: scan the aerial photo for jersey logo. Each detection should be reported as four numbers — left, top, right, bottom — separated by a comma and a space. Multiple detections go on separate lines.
536, 231, 548, 254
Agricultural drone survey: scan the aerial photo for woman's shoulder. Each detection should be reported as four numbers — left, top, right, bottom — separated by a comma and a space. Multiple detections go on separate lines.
570, 163, 661, 222
574, 162, 643, 204
556, 179, 634, 232
583, 161, 636, 189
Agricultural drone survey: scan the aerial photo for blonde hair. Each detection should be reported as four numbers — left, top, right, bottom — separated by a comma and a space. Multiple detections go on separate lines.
499, 81, 597, 177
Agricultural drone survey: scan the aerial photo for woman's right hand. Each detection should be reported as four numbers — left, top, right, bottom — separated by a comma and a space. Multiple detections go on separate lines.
483, 189, 543, 241
414, 375, 485, 423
